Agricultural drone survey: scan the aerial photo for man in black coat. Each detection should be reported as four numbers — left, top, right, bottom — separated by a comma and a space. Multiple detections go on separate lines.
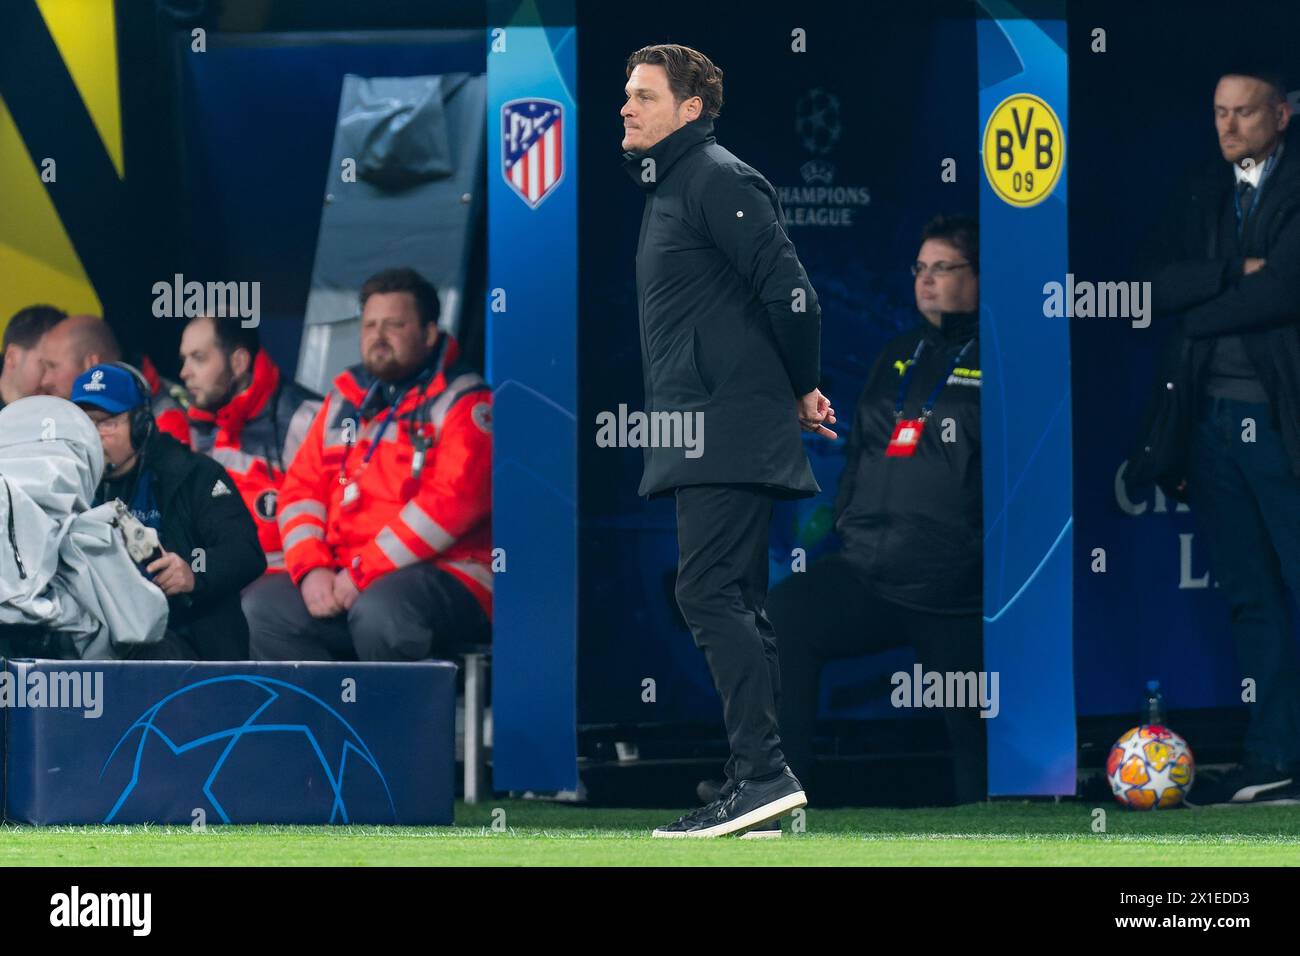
621, 44, 835, 837
1128, 67, 1300, 804
73, 363, 266, 659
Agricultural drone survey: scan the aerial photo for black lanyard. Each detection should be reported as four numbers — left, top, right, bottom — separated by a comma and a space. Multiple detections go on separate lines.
894, 337, 976, 420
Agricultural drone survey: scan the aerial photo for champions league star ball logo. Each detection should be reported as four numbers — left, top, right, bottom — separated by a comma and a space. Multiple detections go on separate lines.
778, 88, 870, 227
100, 675, 395, 824
795, 88, 842, 156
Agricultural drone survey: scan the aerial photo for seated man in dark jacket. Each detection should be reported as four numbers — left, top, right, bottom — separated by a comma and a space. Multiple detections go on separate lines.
760, 215, 986, 804
72, 363, 266, 659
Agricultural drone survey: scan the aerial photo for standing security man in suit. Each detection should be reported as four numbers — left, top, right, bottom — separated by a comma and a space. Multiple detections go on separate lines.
1130, 66, 1300, 804
622, 44, 835, 837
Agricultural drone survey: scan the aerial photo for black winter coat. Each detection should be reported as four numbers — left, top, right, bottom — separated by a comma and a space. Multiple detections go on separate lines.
623, 117, 822, 499
113, 431, 266, 658
1128, 137, 1300, 500
834, 311, 982, 614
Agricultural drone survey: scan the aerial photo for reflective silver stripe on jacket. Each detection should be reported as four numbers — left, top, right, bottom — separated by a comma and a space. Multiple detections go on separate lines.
321, 389, 351, 448
429, 373, 488, 431
283, 399, 321, 468
374, 527, 419, 568
443, 558, 493, 592
399, 499, 455, 553
279, 499, 327, 527
361, 416, 405, 445
281, 523, 325, 552
210, 445, 265, 475
321, 391, 406, 449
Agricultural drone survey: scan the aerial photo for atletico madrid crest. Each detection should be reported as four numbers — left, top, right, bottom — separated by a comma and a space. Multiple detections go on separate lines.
501, 98, 564, 208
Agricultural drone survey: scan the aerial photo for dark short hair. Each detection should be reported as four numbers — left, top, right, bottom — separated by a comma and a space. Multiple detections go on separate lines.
921, 215, 980, 274
194, 314, 260, 361
1219, 65, 1290, 103
359, 267, 440, 327
3, 304, 65, 352
626, 44, 724, 119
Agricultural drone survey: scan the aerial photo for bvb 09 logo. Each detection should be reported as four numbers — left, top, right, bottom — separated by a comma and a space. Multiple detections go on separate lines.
982, 93, 1064, 207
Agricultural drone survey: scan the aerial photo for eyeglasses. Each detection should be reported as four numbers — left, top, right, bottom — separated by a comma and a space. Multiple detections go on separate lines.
90, 413, 129, 433
910, 260, 971, 277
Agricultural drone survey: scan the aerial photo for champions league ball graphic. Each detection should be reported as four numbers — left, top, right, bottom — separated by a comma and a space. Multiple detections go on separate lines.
795, 88, 842, 156
100, 675, 395, 824
1107, 724, 1196, 810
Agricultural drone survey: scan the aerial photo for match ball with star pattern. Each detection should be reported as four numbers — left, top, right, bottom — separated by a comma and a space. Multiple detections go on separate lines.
1107, 725, 1195, 810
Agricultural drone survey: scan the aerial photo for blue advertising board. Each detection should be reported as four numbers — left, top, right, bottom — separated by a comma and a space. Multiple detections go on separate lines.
3, 660, 456, 825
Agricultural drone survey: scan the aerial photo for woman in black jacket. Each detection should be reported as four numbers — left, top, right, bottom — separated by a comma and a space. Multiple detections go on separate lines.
765, 215, 987, 805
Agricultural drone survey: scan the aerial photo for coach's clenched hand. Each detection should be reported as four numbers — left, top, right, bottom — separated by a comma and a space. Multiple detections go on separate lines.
798, 388, 838, 438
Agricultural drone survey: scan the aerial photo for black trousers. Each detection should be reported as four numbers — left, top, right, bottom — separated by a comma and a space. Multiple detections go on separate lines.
768, 552, 988, 804
674, 483, 786, 783
1188, 396, 1300, 770
118, 630, 201, 660
0, 624, 197, 661
0, 625, 76, 659
245, 564, 490, 662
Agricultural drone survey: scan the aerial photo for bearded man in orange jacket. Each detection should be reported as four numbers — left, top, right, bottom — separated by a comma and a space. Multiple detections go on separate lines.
244, 268, 492, 661
179, 315, 322, 571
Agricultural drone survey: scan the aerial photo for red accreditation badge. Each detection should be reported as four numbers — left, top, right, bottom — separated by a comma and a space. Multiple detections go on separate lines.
886, 418, 925, 457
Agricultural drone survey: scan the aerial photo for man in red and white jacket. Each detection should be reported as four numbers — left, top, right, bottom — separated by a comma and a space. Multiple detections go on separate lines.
244, 268, 492, 661
180, 315, 322, 572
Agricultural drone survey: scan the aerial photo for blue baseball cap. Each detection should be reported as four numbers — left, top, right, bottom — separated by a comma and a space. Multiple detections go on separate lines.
71, 364, 147, 415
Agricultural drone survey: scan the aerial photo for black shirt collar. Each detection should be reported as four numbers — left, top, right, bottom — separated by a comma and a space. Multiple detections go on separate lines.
924, 309, 979, 345
622, 117, 716, 192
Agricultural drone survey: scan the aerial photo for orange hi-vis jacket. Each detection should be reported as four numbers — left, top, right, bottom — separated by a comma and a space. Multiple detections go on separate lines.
276, 338, 493, 618
187, 350, 322, 571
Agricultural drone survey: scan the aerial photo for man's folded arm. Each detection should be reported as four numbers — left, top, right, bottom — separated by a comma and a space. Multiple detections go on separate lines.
1181, 206, 1300, 336
1138, 183, 1240, 315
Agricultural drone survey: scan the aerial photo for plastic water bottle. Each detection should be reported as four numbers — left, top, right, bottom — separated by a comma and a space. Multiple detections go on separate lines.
1142, 680, 1166, 726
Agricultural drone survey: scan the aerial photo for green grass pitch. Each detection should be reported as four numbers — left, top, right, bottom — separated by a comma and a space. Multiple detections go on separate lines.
2, 800, 1299, 865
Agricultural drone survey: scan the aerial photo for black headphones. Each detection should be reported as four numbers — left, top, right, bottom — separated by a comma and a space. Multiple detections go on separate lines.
108, 361, 156, 453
